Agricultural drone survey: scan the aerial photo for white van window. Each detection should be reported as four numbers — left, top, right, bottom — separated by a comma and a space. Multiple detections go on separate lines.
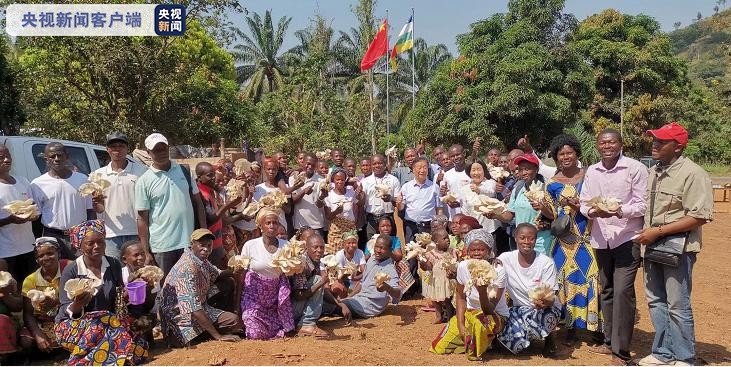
94, 149, 111, 168
32, 144, 91, 175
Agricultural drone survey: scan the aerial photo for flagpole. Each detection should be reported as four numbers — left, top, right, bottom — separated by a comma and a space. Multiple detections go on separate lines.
385, 9, 390, 150
411, 7, 416, 110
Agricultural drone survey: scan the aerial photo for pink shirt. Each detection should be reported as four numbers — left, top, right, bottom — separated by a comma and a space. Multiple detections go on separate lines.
579, 155, 649, 249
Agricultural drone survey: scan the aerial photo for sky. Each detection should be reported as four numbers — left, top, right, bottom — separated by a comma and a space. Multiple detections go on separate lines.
229, 0, 723, 54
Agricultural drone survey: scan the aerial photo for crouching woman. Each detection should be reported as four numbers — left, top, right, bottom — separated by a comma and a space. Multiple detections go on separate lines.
496, 223, 561, 357
54, 220, 150, 365
429, 229, 508, 361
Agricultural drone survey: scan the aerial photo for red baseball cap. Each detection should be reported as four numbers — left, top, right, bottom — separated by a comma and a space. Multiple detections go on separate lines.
513, 153, 540, 167
646, 122, 688, 146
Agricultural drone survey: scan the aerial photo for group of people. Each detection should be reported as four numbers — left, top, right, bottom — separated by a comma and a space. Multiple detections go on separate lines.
0, 120, 713, 366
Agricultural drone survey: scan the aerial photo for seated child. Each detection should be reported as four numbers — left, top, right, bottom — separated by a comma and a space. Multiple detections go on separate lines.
120, 240, 161, 340
21, 238, 69, 352
337, 235, 401, 319
327, 231, 365, 299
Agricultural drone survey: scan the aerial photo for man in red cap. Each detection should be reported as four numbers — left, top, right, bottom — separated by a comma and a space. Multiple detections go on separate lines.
635, 121, 713, 366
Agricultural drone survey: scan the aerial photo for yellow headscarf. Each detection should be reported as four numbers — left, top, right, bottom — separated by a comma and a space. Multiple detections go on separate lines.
256, 206, 282, 227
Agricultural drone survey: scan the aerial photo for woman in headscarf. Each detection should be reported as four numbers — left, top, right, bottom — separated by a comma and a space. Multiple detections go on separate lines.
54, 220, 153, 365
540, 134, 601, 343
252, 158, 290, 233
429, 229, 508, 361
21, 237, 70, 352
324, 168, 360, 254
239, 208, 294, 340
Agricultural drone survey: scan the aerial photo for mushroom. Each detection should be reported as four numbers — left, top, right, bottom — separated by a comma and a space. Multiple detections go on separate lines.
439, 192, 458, 204
134, 265, 164, 285
237, 201, 260, 216
225, 179, 247, 201
0, 271, 13, 288
270, 242, 306, 276
64, 277, 102, 299
414, 233, 432, 246
439, 253, 458, 273
586, 196, 623, 213
316, 149, 332, 161
374, 272, 391, 287
524, 181, 545, 203
2, 199, 40, 220
487, 164, 510, 180
233, 159, 251, 177
79, 173, 112, 197
227, 255, 251, 271
259, 189, 288, 208
463, 259, 498, 296
374, 184, 391, 199
473, 196, 507, 215
528, 283, 556, 306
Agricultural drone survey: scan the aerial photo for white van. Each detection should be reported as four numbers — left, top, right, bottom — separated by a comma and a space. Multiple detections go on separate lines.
0, 136, 143, 182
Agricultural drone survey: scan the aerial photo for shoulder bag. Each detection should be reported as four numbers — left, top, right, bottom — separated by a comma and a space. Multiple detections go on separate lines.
644, 174, 688, 267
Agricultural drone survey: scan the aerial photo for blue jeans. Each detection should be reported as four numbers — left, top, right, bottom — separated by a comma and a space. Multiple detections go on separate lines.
292, 275, 324, 327
105, 235, 140, 260
644, 252, 696, 363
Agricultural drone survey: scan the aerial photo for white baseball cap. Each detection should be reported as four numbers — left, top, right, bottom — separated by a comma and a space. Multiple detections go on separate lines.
144, 133, 168, 150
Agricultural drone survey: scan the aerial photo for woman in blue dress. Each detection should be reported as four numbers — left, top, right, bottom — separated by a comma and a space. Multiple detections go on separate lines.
540, 134, 602, 345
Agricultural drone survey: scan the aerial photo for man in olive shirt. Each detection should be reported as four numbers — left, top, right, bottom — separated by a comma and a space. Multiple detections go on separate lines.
635, 122, 713, 367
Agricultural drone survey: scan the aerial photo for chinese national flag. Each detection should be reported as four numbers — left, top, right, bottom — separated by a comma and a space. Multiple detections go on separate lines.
360, 19, 389, 72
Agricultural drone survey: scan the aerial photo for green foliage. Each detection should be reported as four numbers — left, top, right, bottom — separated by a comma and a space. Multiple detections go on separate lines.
232, 10, 292, 101
14, 21, 255, 146
0, 35, 25, 135
403, 0, 594, 152
571, 9, 690, 154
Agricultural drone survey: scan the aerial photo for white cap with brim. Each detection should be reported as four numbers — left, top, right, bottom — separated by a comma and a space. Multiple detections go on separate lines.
144, 133, 168, 150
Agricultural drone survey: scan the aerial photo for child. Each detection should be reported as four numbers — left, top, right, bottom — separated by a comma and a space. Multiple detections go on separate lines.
21, 238, 69, 353
337, 235, 401, 319
365, 217, 402, 261
120, 241, 160, 342
316, 160, 330, 179
328, 231, 366, 299
448, 213, 465, 253
420, 229, 456, 324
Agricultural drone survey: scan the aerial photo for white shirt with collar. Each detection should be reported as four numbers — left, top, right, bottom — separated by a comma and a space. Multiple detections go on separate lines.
400, 179, 441, 223
361, 173, 401, 215
94, 161, 148, 238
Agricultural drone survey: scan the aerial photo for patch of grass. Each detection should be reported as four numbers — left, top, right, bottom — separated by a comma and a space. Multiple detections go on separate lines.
702, 163, 731, 176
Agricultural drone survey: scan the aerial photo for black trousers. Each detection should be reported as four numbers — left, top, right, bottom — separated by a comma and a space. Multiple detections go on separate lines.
595, 241, 641, 361
403, 220, 431, 244
494, 226, 512, 256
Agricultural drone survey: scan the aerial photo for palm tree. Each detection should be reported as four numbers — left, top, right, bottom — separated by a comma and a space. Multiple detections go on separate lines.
391, 38, 452, 126
232, 10, 292, 101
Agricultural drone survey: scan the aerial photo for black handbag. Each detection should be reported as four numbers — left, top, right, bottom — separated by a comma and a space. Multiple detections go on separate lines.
550, 214, 571, 239
644, 175, 687, 267
644, 232, 688, 267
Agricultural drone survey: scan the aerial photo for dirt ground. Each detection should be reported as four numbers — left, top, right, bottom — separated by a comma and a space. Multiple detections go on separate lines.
146, 202, 731, 366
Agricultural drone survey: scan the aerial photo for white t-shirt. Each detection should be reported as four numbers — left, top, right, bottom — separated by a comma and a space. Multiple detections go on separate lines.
252, 184, 288, 231
324, 188, 358, 222
443, 168, 471, 218
360, 173, 400, 215
456, 259, 509, 317
241, 237, 287, 279
31, 172, 93, 230
458, 179, 500, 233
289, 174, 325, 230
336, 248, 366, 267
122, 266, 161, 293
497, 250, 560, 308
0, 176, 36, 257
95, 162, 148, 237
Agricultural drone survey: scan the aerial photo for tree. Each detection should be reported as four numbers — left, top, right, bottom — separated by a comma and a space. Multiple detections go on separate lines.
0, 36, 25, 135
402, 0, 595, 151
15, 22, 255, 146
695, 12, 703, 23
715, 5, 720, 15
232, 10, 292, 101
571, 9, 689, 153
674, 21, 682, 30
718, 0, 727, 9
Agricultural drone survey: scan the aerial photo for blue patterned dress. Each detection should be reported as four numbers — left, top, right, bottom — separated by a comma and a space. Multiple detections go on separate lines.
545, 179, 602, 332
